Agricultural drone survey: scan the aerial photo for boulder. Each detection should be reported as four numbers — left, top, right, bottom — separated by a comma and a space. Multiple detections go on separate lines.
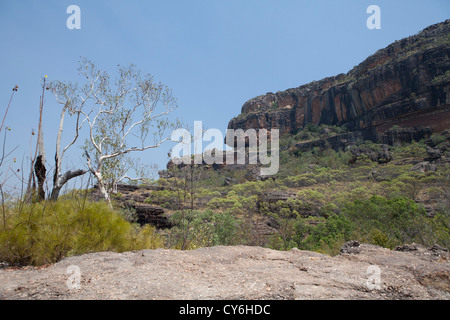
409, 161, 437, 173
340, 240, 361, 254
426, 146, 444, 160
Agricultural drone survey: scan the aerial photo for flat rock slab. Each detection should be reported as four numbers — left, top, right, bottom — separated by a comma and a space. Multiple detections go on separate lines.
0, 244, 448, 300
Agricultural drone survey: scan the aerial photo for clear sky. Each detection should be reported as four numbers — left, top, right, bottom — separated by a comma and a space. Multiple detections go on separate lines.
0, 0, 449, 193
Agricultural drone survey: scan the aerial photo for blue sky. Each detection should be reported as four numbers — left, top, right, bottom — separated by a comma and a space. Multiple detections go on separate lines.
0, 0, 448, 193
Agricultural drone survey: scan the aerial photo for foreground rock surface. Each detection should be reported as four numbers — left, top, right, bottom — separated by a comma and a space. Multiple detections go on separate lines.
0, 244, 448, 300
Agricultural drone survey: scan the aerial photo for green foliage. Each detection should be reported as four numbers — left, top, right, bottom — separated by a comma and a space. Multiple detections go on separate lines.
176, 131, 449, 254
288, 124, 348, 142
167, 209, 240, 249
126, 124, 450, 255
283, 174, 317, 187
265, 192, 449, 254
341, 195, 447, 248
0, 199, 164, 266
431, 70, 450, 86
208, 191, 258, 215
390, 140, 427, 159
229, 181, 265, 196
266, 214, 353, 255
299, 214, 353, 255
264, 202, 300, 251
145, 189, 180, 209
368, 229, 393, 248
429, 133, 447, 147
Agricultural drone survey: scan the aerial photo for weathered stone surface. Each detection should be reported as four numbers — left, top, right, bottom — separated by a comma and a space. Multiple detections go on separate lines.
340, 241, 361, 255
410, 161, 437, 173
0, 244, 448, 300
380, 126, 433, 145
228, 20, 450, 144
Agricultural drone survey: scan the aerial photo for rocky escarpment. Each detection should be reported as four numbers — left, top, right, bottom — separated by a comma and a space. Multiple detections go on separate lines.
228, 19, 450, 142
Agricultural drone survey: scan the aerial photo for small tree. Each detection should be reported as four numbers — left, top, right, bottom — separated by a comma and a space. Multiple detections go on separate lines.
55, 58, 178, 203
166, 162, 204, 249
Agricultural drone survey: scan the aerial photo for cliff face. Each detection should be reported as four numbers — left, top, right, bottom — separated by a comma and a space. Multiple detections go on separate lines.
228, 20, 450, 141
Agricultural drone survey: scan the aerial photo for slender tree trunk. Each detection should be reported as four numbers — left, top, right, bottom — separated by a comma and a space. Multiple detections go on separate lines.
85, 152, 110, 206
26, 79, 47, 202
94, 170, 111, 205
49, 102, 87, 201
53, 103, 68, 186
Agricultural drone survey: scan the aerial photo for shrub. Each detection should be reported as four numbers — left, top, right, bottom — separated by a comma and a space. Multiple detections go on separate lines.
429, 133, 446, 147
301, 214, 353, 254
207, 192, 258, 215
167, 209, 240, 249
341, 195, 448, 248
283, 174, 317, 187
368, 228, 392, 248
145, 189, 179, 209
0, 199, 164, 266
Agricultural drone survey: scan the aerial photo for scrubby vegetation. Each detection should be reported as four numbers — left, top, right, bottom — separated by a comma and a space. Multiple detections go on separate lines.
0, 198, 163, 266
150, 124, 449, 255
1, 123, 449, 266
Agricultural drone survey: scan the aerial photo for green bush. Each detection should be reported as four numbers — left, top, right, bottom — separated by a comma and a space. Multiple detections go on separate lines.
0, 199, 164, 266
368, 228, 393, 248
145, 189, 180, 209
300, 214, 353, 254
283, 174, 317, 187
207, 191, 258, 215
341, 195, 448, 249
167, 209, 240, 249
429, 133, 447, 147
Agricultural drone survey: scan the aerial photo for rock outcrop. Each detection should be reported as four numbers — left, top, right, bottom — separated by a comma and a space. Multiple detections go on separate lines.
228, 20, 450, 143
92, 184, 173, 229
0, 244, 448, 300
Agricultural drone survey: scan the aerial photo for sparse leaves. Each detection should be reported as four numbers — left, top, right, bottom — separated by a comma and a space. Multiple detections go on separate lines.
52, 58, 179, 202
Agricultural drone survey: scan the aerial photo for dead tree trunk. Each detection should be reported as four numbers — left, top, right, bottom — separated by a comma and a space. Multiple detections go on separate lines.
34, 155, 46, 201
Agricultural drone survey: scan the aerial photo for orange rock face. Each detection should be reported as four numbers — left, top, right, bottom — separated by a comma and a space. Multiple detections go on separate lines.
228, 20, 450, 141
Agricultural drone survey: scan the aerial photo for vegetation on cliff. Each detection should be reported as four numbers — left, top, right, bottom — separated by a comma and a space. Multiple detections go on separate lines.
1, 20, 449, 267
1, 119, 448, 266
148, 124, 450, 255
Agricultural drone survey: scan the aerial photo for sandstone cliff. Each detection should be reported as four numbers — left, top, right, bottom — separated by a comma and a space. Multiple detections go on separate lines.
228, 20, 450, 142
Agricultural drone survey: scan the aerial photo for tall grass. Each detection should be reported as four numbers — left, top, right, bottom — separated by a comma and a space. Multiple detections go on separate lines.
0, 198, 164, 266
